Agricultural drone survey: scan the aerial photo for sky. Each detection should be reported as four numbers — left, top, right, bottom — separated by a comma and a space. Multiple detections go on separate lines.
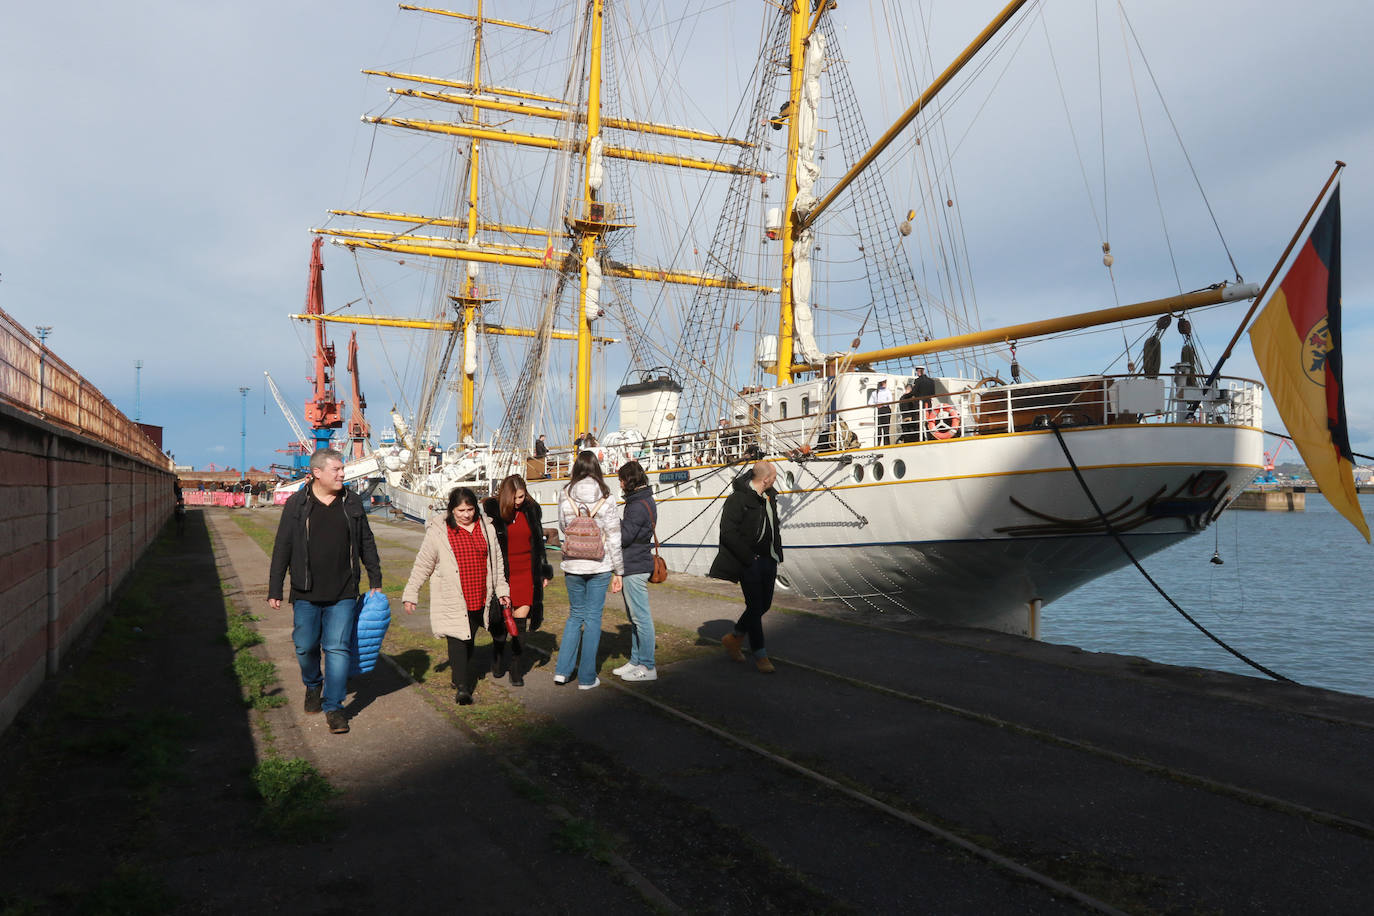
2, 0, 1372, 472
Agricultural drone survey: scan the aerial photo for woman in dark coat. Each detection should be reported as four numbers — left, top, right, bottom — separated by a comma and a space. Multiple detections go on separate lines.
613, 461, 658, 681
482, 474, 553, 686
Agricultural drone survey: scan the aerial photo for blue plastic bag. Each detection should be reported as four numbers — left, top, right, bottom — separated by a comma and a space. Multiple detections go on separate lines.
349, 591, 392, 676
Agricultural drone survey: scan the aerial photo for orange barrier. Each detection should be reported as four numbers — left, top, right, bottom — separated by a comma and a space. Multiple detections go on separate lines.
183, 491, 246, 507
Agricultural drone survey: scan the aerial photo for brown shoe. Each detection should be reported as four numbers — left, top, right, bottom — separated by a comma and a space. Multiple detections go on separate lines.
755, 656, 775, 674
325, 710, 350, 733
304, 686, 323, 715
721, 632, 746, 663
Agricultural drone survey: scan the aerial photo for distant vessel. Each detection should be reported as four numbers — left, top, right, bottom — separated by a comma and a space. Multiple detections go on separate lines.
301, 1, 1269, 636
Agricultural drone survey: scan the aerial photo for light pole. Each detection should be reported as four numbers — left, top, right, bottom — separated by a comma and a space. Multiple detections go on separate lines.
34, 326, 52, 410
134, 360, 143, 422
239, 386, 250, 480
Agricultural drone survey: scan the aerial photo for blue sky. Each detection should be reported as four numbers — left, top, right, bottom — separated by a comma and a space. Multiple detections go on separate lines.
2, 0, 1371, 471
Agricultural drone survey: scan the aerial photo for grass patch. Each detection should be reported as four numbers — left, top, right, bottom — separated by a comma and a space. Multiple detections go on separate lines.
2, 862, 181, 916
213, 517, 342, 841
251, 757, 339, 840
231, 653, 287, 710
225, 616, 263, 651
60, 711, 195, 790
552, 816, 617, 863
229, 512, 278, 556
75, 863, 177, 915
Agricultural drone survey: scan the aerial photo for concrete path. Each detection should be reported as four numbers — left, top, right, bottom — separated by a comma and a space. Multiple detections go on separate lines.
206, 510, 647, 914
216, 507, 1374, 915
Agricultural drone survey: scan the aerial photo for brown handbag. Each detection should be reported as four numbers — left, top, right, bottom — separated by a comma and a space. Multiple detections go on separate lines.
646, 500, 668, 584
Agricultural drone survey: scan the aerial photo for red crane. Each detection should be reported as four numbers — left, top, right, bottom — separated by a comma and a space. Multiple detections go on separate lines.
302, 237, 342, 451
1260, 437, 1289, 483
346, 331, 371, 460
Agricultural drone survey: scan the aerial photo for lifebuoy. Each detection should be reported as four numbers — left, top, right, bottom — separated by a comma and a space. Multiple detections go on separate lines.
926, 404, 961, 439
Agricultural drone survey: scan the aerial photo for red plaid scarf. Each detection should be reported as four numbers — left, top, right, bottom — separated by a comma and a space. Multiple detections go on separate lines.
445, 522, 489, 612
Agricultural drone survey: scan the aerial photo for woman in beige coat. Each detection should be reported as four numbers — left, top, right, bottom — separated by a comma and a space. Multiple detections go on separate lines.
403, 487, 510, 704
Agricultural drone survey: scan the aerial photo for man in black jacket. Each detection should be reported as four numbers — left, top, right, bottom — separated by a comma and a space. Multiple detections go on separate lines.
708, 461, 783, 673
267, 449, 383, 734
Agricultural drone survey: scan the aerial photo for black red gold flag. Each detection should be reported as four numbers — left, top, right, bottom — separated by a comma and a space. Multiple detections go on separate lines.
1249, 186, 1369, 541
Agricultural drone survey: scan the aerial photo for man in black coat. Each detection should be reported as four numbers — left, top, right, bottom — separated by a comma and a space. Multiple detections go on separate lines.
267, 449, 383, 734
708, 461, 783, 673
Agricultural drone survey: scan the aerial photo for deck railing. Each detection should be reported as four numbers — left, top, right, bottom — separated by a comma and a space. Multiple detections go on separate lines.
534, 373, 1263, 478
0, 306, 170, 468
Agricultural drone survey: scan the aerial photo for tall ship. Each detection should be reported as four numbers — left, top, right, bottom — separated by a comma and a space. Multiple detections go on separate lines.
298, 0, 1272, 636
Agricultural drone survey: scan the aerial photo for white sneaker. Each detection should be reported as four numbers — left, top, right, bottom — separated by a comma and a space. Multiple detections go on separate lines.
612, 662, 637, 677
577, 677, 601, 690
553, 674, 569, 685
621, 665, 657, 682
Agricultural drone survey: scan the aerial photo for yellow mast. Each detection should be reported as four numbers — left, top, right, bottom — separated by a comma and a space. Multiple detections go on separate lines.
773, 0, 810, 386
313, 228, 772, 292
388, 87, 754, 147
290, 312, 617, 343
798, 0, 1031, 233
573, 0, 607, 441
813, 282, 1258, 369
320, 2, 758, 450
456, 0, 485, 441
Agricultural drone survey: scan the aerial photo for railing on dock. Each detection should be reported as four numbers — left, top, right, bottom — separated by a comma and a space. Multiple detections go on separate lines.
0, 306, 170, 468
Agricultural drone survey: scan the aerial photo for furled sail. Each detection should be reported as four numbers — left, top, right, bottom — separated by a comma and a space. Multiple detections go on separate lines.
791, 31, 826, 364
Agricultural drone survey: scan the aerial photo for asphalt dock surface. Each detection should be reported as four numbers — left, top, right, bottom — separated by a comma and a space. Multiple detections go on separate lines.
6, 505, 1373, 914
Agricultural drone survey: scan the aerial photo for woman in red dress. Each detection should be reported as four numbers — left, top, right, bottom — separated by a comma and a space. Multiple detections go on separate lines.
483, 475, 553, 686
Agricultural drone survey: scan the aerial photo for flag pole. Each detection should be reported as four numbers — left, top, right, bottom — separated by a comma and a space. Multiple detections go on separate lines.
1203, 160, 1345, 388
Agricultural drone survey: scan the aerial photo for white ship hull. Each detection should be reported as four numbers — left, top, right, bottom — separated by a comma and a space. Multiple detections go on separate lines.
374, 371, 1263, 637
525, 422, 1261, 637
381, 480, 447, 524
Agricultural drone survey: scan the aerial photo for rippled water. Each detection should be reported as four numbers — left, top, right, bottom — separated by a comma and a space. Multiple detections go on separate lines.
1040, 494, 1374, 698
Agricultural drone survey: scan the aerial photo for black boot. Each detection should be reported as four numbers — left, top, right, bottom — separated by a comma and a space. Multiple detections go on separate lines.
491, 638, 507, 678
508, 636, 524, 687
449, 635, 474, 705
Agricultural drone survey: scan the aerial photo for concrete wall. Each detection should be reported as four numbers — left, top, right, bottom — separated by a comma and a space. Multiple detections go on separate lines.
1230, 488, 1306, 511
0, 403, 173, 734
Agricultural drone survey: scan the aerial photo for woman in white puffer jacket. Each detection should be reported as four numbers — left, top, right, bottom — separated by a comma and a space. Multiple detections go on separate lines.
553, 451, 624, 689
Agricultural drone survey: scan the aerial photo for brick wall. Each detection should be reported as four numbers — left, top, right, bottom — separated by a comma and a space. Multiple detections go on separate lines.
0, 403, 173, 734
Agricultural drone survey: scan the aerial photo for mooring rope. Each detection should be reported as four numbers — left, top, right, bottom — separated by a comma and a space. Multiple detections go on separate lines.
1049, 423, 1295, 684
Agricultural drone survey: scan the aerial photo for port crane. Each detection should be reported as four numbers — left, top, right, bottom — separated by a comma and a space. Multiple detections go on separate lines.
302, 237, 343, 452
264, 370, 314, 473
1259, 437, 1289, 484
345, 331, 371, 460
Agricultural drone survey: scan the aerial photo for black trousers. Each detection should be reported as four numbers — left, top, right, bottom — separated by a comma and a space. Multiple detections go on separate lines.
876, 405, 892, 444
735, 555, 778, 654
445, 610, 485, 689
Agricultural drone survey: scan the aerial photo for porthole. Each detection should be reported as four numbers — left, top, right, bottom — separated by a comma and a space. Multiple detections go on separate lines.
853, 464, 864, 483
873, 462, 884, 481
694, 481, 702, 494
893, 459, 906, 479
785, 471, 796, 489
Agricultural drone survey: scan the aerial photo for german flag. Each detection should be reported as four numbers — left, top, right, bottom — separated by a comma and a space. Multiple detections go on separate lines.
1249, 186, 1370, 541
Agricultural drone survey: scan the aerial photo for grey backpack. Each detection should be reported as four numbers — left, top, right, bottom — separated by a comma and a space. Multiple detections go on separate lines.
562, 496, 607, 561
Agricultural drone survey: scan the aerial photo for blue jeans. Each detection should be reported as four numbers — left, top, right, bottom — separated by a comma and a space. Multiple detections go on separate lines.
292, 597, 356, 712
557, 571, 612, 686
620, 572, 654, 669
